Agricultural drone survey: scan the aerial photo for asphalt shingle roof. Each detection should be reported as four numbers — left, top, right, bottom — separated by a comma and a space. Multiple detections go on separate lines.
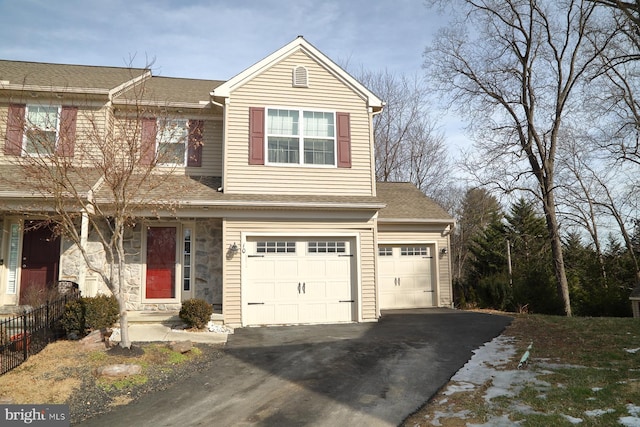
113, 76, 225, 105
376, 182, 453, 221
0, 60, 148, 91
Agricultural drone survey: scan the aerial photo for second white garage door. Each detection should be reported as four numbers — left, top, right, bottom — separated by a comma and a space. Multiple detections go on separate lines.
243, 238, 356, 326
378, 245, 436, 309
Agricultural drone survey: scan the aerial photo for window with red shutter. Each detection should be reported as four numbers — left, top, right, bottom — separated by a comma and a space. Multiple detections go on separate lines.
249, 107, 265, 165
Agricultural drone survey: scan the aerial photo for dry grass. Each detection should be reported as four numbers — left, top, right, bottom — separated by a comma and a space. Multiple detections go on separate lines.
403, 313, 640, 427
0, 341, 83, 404
0, 339, 213, 410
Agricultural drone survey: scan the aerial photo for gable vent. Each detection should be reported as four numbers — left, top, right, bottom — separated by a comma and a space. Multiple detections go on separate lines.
292, 66, 309, 87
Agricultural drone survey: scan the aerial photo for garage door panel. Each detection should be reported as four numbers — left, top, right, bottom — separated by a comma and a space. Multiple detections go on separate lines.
379, 245, 435, 309
244, 238, 356, 326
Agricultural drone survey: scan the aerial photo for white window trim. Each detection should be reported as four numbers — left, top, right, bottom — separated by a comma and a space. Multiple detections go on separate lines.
156, 118, 189, 167
23, 104, 61, 156
264, 106, 337, 168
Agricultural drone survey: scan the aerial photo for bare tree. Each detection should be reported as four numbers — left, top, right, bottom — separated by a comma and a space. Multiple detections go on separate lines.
425, 0, 618, 315
1, 74, 195, 348
352, 68, 453, 204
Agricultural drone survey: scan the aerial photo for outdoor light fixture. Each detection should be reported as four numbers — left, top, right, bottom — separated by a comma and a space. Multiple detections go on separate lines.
440, 247, 448, 255
229, 242, 239, 253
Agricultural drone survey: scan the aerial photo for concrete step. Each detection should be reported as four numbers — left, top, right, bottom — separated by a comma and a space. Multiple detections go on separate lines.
126, 311, 224, 326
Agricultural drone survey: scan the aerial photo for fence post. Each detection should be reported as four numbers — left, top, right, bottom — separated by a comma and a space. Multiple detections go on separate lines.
22, 310, 28, 361
46, 300, 50, 344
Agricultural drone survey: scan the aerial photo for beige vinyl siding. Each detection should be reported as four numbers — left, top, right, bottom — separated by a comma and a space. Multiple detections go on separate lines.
377, 224, 453, 307
186, 118, 223, 176
224, 50, 375, 196
222, 216, 377, 326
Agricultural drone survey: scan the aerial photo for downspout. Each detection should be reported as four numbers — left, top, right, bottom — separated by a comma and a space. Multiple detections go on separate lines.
369, 104, 384, 320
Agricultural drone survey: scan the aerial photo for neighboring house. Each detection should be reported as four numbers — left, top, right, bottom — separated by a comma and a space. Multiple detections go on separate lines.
0, 37, 454, 327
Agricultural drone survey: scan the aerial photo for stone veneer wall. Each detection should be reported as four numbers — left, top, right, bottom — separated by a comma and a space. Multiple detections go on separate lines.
195, 219, 223, 309
59, 219, 223, 312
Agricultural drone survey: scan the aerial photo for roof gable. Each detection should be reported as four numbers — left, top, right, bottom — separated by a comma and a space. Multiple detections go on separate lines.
212, 36, 383, 110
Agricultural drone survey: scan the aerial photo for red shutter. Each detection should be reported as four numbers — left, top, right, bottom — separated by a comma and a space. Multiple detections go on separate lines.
336, 112, 351, 168
249, 107, 265, 165
5, 104, 25, 156
56, 106, 78, 157
140, 118, 157, 165
187, 120, 203, 167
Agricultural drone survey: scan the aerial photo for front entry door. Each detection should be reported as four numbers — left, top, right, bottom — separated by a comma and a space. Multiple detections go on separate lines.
146, 227, 177, 299
20, 221, 61, 304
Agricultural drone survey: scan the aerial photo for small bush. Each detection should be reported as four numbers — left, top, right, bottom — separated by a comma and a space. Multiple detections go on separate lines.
179, 299, 213, 329
61, 294, 119, 338
85, 294, 119, 331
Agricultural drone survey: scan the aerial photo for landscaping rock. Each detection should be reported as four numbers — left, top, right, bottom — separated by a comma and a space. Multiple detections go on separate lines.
169, 340, 192, 353
96, 364, 142, 378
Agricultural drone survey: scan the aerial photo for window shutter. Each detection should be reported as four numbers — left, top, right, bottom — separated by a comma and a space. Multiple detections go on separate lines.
187, 119, 204, 167
140, 118, 157, 165
5, 104, 25, 156
56, 106, 78, 157
336, 112, 351, 168
249, 107, 265, 165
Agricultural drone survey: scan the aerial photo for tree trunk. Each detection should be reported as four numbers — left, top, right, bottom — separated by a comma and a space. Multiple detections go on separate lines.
543, 191, 572, 316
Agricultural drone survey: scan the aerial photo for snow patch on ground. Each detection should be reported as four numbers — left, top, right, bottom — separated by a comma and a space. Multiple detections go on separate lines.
426, 334, 640, 426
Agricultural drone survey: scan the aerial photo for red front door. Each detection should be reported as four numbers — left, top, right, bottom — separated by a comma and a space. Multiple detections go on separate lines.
20, 221, 61, 304
146, 227, 177, 299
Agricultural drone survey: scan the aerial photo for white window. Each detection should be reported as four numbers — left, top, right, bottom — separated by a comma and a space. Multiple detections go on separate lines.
401, 246, 429, 256
256, 241, 296, 254
308, 241, 346, 254
378, 247, 393, 257
183, 227, 192, 292
25, 105, 60, 154
156, 118, 188, 165
266, 108, 335, 166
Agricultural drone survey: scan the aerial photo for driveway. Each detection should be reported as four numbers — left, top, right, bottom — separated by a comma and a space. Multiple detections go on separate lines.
75, 308, 511, 427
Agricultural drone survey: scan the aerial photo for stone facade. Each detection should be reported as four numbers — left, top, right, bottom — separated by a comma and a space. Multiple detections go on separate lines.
58, 219, 223, 312
195, 219, 223, 309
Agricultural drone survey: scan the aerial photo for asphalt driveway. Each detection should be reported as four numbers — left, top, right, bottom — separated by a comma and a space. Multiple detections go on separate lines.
75, 308, 511, 427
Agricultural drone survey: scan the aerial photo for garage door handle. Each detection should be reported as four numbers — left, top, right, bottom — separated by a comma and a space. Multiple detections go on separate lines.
303, 282, 306, 294
298, 283, 301, 294
339, 300, 354, 303
247, 302, 265, 305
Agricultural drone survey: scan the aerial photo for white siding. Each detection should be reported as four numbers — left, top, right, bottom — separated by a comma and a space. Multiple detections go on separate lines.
224, 50, 375, 197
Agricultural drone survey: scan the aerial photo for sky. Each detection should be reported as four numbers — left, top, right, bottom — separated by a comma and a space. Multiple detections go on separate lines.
0, 0, 468, 153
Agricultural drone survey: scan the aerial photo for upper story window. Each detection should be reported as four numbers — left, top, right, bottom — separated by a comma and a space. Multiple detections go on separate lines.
24, 105, 60, 155
156, 118, 188, 165
266, 108, 335, 166
139, 117, 203, 167
3, 103, 77, 158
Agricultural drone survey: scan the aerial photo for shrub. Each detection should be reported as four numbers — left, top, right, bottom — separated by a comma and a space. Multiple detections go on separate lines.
61, 299, 86, 338
61, 294, 119, 338
179, 299, 213, 329
85, 294, 119, 331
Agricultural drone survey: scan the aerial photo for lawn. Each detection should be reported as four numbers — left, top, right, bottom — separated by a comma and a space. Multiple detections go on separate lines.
403, 314, 640, 426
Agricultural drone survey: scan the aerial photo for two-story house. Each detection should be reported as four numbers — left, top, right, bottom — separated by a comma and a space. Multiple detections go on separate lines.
0, 37, 454, 327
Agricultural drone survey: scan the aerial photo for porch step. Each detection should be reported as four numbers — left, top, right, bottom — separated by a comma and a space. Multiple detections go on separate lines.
126, 311, 225, 326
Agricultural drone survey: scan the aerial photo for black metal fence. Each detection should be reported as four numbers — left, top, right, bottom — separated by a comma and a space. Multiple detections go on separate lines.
0, 289, 80, 375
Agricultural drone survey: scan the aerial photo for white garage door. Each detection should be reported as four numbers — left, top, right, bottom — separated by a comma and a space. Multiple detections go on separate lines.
244, 238, 356, 326
378, 245, 435, 309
